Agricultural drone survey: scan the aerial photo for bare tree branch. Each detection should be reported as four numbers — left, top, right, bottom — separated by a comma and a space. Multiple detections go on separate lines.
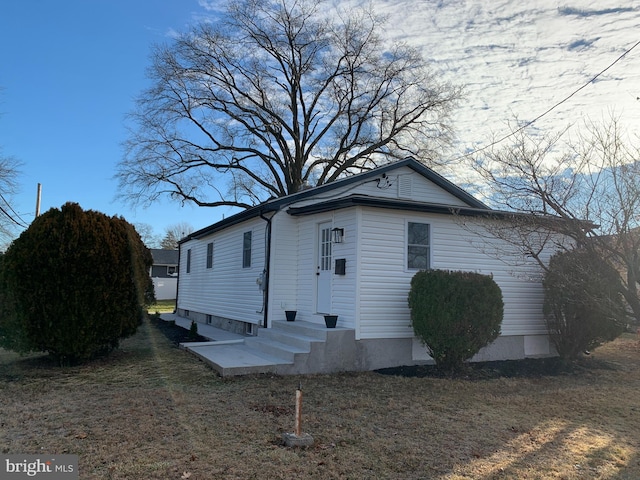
0, 153, 23, 247
471, 115, 640, 323
116, 0, 460, 210
160, 222, 195, 250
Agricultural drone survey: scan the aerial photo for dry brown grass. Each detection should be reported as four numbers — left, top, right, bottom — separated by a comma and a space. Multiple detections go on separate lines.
148, 299, 176, 314
2, 321, 640, 479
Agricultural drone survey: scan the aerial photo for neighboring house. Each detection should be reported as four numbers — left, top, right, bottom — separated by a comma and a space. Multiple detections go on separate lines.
176, 158, 567, 375
150, 249, 179, 300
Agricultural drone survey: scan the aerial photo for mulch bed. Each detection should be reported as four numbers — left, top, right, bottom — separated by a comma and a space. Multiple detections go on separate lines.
376, 354, 615, 380
149, 315, 209, 345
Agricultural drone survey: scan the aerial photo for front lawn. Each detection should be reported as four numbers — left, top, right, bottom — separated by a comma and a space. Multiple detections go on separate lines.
1, 321, 639, 479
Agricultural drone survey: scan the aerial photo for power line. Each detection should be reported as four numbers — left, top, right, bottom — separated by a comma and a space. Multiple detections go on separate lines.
458, 39, 640, 160
0, 192, 29, 228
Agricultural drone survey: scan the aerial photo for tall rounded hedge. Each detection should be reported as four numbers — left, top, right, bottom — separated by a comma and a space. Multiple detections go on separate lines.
408, 269, 503, 371
543, 248, 625, 358
0, 203, 154, 364
0, 252, 31, 353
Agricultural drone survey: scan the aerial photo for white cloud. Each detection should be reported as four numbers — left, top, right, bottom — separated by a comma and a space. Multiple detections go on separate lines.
198, 0, 223, 12
366, 0, 640, 155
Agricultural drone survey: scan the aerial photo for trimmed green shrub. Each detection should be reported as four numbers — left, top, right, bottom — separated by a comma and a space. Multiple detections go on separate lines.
189, 320, 199, 340
408, 269, 503, 371
0, 203, 154, 364
543, 248, 625, 358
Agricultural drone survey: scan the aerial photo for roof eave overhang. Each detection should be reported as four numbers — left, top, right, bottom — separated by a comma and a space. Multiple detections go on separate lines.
286, 196, 498, 217
180, 203, 281, 243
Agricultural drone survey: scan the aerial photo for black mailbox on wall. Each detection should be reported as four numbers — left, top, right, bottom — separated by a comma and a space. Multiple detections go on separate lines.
335, 258, 346, 275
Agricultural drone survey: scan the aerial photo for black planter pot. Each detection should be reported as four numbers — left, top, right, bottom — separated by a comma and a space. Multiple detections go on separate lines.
285, 310, 297, 322
324, 315, 338, 328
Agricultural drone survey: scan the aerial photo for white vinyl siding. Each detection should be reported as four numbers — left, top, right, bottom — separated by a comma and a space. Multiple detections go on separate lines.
358, 207, 550, 340
267, 213, 299, 321
286, 165, 470, 210
177, 218, 266, 324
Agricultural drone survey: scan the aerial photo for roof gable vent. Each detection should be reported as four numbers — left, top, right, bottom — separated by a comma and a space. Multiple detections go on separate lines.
398, 175, 413, 199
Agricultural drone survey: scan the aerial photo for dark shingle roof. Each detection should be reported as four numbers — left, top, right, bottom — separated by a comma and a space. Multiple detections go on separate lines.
150, 249, 179, 266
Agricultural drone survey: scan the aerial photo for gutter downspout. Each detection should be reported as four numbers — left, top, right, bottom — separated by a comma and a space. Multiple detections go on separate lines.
175, 246, 181, 314
259, 210, 274, 329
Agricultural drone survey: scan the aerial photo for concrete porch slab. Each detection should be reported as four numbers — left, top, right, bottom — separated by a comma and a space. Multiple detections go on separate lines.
158, 313, 358, 376
186, 343, 292, 376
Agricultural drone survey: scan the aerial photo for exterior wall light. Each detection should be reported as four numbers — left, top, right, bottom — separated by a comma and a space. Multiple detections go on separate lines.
331, 227, 344, 243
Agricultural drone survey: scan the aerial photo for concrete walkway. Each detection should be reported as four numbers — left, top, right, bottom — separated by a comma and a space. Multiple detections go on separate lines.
159, 313, 245, 343
160, 313, 292, 375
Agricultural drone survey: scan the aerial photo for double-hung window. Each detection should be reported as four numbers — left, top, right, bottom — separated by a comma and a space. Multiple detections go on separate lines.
206, 242, 213, 269
242, 231, 252, 268
407, 222, 430, 270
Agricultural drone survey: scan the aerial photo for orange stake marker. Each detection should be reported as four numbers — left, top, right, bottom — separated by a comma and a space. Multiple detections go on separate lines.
295, 387, 302, 437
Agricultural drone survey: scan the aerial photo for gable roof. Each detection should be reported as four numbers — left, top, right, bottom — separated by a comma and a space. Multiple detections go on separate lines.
184, 157, 491, 242
150, 249, 179, 265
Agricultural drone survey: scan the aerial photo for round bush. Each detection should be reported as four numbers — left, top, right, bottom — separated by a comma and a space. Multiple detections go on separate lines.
408, 269, 503, 371
543, 248, 625, 358
0, 203, 154, 364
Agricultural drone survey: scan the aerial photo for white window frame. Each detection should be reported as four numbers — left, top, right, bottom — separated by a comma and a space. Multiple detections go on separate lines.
406, 221, 431, 271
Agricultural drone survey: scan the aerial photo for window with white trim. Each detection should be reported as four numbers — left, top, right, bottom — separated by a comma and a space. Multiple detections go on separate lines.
407, 222, 430, 270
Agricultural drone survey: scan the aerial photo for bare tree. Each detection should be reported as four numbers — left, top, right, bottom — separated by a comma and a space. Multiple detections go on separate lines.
471, 117, 640, 323
133, 223, 161, 249
160, 222, 194, 250
117, 0, 460, 210
0, 153, 23, 249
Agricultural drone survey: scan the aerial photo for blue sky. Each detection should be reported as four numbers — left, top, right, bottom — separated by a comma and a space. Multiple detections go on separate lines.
0, 0, 231, 240
1, 0, 639, 244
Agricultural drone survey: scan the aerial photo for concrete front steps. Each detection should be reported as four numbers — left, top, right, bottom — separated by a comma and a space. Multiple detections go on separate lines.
181, 320, 357, 377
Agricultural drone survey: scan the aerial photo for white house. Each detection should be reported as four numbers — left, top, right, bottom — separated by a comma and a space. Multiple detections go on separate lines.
176, 158, 562, 376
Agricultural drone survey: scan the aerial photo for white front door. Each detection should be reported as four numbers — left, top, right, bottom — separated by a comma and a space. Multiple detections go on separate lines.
316, 222, 332, 314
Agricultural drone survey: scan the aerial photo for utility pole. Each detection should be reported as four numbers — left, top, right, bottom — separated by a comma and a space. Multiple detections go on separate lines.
35, 183, 41, 217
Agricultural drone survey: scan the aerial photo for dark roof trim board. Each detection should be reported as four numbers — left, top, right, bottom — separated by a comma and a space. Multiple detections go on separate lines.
286, 195, 580, 231
286, 195, 498, 217
183, 157, 490, 242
